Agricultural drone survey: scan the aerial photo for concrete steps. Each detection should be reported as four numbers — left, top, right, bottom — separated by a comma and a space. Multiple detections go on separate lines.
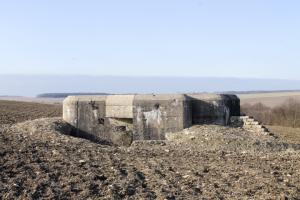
230, 116, 273, 136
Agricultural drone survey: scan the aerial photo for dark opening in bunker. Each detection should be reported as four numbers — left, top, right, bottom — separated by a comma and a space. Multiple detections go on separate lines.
98, 118, 105, 125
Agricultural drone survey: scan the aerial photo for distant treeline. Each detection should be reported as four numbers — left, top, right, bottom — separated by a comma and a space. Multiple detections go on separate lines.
241, 99, 300, 128
37, 93, 109, 98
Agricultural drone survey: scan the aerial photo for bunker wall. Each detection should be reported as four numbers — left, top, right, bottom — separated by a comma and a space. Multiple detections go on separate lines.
187, 94, 240, 125
63, 96, 108, 141
63, 93, 241, 144
132, 94, 191, 140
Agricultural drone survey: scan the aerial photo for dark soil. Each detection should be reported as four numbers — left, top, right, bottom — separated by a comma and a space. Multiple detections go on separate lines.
0, 101, 300, 199
0, 100, 61, 125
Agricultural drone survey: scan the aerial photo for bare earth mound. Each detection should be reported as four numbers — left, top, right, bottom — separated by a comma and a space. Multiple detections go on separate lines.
1, 117, 300, 199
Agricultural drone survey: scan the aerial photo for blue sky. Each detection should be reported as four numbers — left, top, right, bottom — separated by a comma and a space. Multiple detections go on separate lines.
0, 0, 300, 79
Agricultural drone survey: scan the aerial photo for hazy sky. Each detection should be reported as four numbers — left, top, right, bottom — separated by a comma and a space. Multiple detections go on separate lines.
0, 0, 300, 79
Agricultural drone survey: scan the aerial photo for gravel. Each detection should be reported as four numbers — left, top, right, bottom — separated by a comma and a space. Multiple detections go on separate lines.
1, 118, 300, 199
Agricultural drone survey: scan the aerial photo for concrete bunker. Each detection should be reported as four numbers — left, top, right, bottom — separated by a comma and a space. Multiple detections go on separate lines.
63, 93, 240, 145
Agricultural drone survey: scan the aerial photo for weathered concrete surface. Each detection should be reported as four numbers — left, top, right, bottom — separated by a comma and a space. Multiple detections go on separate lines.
63, 96, 108, 141
63, 93, 240, 144
63, 96, 78, 129
106, 95, 134, 118
188, 94, 240, 125
133, 94, 191, 140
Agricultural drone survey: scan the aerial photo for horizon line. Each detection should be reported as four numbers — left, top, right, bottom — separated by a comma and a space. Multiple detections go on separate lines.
1, 73, 300, 82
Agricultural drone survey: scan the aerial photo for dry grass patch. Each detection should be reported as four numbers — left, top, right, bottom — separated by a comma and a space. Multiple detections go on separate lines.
267, 126, 300, 144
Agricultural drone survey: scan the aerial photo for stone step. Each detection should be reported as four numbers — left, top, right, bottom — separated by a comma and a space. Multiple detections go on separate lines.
244, 121, 260, 126
243, 124, 260, 128
245, 118, 255, 122
239, 116, 250, 120
233, 115, 273, 135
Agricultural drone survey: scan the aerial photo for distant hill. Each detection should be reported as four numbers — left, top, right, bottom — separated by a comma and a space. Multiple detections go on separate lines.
37, 93, 109, 98
37, 90, 300, 98
225, 90, 300, 95
1, 74, 300, 96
